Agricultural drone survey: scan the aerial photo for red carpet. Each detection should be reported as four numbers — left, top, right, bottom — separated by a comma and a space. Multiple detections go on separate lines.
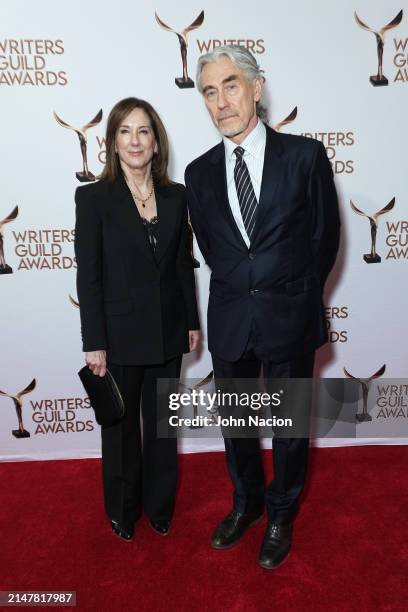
1, 447, 407, 611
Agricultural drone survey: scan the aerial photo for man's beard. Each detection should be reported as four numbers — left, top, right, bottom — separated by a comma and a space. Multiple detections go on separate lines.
217, 118, 246, 138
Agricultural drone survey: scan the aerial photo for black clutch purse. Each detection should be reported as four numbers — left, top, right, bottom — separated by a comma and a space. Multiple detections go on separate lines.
78, 366, 125, 427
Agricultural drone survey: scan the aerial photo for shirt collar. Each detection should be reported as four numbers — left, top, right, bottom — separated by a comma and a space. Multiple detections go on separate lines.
223, 119, 266, 162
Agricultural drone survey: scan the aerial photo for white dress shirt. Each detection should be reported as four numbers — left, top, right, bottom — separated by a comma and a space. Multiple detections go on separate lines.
223, 119, 267, 247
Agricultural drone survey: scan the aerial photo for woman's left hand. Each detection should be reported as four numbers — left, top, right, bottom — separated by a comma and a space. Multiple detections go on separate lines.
189, 330, 201, 352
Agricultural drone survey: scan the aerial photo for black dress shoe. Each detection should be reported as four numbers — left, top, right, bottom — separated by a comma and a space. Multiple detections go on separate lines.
111, 520, 134, 542
259, 522, 293, 569
149, 519, 171, 536
211, 509, 263, 550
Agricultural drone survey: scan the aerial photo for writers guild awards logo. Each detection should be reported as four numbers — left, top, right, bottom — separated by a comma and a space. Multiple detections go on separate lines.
54, 109, 103, 181
0, 378, 36, 438
155, 10, 204, 88
325, 306, 349, 343
12, 228, 75, 271
0, 206, 18, 275
69, 294, 79, 308
274, 107, 297, 132
354, 10, 403, 86
179, 372, 215, 428
343, 365, 386, 422
350, 197, 395, 263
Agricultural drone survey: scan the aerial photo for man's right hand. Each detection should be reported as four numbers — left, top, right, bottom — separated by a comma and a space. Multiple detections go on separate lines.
85, 350, 107, 377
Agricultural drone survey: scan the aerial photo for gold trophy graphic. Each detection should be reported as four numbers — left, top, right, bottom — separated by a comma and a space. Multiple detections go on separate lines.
53, 109, 103, 181
179, 372, 215, 428
155, 10, 205, 88
354, 10, 403, 86
274, 107, 298, 132
0, 205, 18, 274
0, 378, 36, 438
343, 365, 385, 422
350, 197, 395, 263
69, 294, 79, 308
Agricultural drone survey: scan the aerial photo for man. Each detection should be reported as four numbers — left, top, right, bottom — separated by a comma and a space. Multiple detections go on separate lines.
185, 45, 340, 569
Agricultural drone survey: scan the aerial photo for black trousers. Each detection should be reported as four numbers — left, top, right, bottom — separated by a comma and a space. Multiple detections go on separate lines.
101, 355, 182, 530
212, 321, 314, 525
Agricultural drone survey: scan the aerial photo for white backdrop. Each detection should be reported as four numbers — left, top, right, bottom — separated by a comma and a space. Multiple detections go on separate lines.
1, 0, 406, 460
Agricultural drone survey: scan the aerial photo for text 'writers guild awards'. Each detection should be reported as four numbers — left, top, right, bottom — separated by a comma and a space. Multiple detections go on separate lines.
0, 206, 18, 274
343, 366, 386, 423
155, 11, 204, 88
354, 10, 403, 86
350, 197, 395, 263
0, 379, 36, 438
54, 109, 103, 182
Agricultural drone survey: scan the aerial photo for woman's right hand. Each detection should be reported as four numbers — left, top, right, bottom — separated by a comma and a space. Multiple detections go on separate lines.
85, 350, 107, 377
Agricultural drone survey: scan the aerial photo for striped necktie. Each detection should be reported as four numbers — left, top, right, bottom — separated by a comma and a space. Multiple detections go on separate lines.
233, 146, 258, 241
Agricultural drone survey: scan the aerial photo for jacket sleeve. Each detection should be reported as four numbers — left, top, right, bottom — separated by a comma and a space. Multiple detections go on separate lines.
74, 187, 108, 351
184, 168, 211, 266
307, 141, 341, 288
176, 192, 200, 330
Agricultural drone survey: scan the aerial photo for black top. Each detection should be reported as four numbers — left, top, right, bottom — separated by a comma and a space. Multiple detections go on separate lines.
141, 215, 159, 255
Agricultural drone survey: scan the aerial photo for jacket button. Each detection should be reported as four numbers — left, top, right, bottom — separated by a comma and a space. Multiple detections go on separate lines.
250, 289, 259, 296
248, 252, 255, 260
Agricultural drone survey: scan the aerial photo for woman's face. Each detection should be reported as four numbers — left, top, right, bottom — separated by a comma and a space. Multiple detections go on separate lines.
115, 108, 158, 173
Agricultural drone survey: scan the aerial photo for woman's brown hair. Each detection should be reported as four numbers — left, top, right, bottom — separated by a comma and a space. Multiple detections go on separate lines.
100, 97, 171, 185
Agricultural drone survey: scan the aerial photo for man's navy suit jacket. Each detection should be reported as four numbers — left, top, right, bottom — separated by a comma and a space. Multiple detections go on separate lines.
185, 124, 340, 363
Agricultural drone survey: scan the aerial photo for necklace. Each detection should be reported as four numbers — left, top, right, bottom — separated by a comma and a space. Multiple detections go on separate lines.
127, 177, 154, 208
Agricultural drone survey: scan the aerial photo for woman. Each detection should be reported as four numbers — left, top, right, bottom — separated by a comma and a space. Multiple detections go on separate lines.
74, 97, 200, 541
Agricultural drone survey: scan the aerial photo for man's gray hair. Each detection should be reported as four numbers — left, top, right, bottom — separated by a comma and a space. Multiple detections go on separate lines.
196, 44, 268, 123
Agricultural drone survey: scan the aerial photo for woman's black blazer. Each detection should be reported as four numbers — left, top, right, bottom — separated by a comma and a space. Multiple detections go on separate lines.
74, 174, 200, 365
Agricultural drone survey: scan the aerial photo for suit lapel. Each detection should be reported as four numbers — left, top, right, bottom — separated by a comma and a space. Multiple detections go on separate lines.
108, 174, 156, 265
209, 143, 248, 250
251, 126, 284, 245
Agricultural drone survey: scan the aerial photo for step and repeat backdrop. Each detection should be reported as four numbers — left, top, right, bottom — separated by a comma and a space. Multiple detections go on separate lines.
0, 0, 406, 460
